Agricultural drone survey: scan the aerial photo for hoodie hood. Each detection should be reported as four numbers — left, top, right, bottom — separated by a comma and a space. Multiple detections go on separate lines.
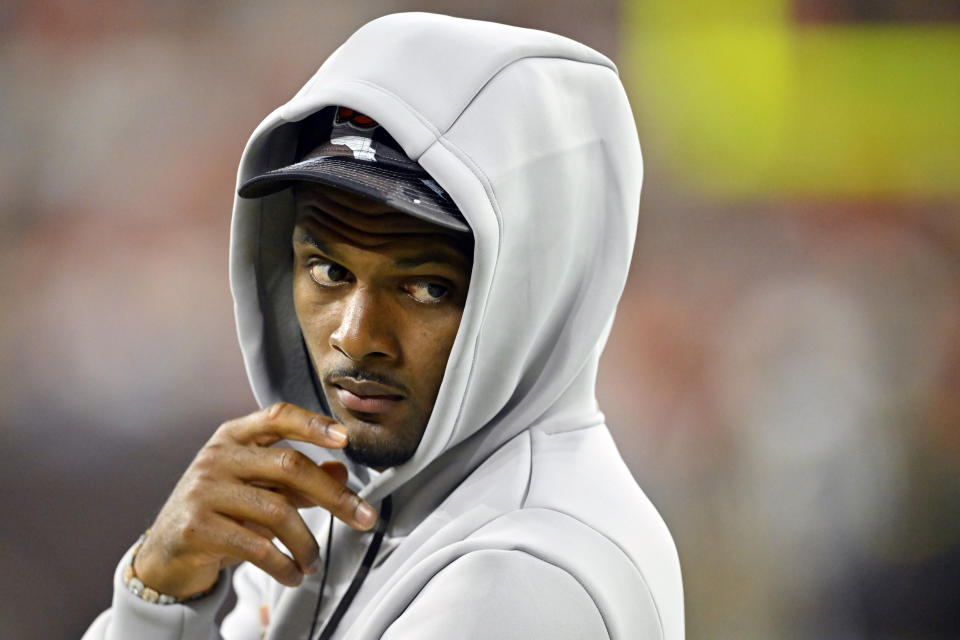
229, 12, 641, 509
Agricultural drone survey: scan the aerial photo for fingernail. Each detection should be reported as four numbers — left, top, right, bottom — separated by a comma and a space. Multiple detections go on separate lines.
308, 557, 324, 574
356, 502, 377, 528
327, 424, 348, 445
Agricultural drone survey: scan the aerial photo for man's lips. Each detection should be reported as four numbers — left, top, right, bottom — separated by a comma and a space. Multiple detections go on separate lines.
332, 378, 405, 414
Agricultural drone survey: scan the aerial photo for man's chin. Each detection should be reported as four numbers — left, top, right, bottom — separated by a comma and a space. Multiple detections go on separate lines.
332, 410, 423, 470
343, 442, 414, 470
343, 429, 418, 470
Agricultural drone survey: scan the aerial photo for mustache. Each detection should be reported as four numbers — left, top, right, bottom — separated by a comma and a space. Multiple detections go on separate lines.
324, 366, 408, 395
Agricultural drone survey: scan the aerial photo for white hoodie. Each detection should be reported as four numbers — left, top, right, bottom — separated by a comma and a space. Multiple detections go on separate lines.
84, 13, 683, 640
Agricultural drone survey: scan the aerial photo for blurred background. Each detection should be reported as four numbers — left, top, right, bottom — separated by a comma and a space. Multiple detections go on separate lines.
1, 1, 957, 637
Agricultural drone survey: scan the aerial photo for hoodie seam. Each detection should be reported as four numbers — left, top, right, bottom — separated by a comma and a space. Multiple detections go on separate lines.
253, 184, 267, 404
338, 57, 618, 150
519, 430, 535, 507
517, 429, 663, 633
337, 79, 445, 141
394, 548, 612, 640
534, 417, 606, 436
430, 132, 504, 457
439, 55, 619, 139
175, 607, 185, 638
504, 505, 666, 638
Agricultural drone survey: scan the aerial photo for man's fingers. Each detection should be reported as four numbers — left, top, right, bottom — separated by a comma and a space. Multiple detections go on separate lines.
241, 520, 277, 541
249, 480, 316, 510
233, 446, 378, 531
210, 484, 322, 575
205, 514, 305, 588
225, 402, 348, 449
319, 460, 349, 486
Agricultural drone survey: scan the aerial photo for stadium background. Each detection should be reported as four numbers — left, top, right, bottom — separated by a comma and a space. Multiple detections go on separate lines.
1, 1, 957, 637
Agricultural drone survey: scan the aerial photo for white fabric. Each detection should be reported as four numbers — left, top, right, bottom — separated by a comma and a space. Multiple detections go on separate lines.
83, 12, 683, 640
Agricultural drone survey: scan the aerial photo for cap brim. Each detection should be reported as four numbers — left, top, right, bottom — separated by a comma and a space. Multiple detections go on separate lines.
238, 156, 469, 233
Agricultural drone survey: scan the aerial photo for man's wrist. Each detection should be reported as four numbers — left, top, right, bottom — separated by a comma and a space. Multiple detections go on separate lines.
123, 531, 217, 605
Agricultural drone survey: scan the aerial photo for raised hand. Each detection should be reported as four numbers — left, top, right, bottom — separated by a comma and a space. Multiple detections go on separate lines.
132, 402, 377, 599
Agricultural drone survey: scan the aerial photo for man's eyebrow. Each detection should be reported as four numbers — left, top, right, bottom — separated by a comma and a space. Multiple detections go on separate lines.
293, 227, 334, 256
295, 222, 470, 270
394, 251, 468, 270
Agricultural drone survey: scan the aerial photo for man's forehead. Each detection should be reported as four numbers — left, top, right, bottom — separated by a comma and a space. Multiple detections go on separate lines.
293, 184, 474, 258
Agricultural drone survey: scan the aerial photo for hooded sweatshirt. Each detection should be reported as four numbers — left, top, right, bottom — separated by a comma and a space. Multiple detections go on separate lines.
84, 12, 684, 640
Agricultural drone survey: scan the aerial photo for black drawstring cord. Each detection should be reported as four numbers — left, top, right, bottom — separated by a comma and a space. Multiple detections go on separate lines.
308, 495, 393, 640
306, 512, 336, 640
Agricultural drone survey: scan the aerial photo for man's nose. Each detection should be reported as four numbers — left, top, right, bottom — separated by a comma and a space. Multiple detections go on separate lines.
329, 287, 399, 363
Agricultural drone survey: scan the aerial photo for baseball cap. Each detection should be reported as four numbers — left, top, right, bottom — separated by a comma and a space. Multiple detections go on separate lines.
238, 106, 469, 233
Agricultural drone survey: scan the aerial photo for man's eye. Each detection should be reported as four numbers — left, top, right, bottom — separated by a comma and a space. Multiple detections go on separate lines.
309, 261, 350, 286
405, 281, 449, 304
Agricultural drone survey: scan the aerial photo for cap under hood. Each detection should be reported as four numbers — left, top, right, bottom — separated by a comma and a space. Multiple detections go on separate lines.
230, 12, 642, 508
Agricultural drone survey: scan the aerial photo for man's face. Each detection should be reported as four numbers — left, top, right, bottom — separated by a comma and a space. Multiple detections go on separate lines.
292, 184, 472, 469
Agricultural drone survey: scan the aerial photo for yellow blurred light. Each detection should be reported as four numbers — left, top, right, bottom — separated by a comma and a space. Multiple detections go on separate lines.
624, 1, 960, 197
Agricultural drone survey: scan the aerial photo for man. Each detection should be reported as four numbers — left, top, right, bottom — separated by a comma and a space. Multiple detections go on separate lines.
85, 12, 683, 639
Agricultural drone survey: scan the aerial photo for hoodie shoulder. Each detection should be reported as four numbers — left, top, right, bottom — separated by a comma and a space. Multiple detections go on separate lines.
521, 424, 685, 639
362, 427, 679, 639
441, 424, 682, 638
381, 549, 609, 639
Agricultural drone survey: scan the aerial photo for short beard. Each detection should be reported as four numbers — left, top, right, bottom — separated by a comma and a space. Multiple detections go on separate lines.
343, 433, 419, 469
327, 405, 425, 469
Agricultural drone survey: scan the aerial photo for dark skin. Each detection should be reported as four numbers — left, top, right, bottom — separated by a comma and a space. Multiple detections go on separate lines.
133, 184, 472, 598
293, 185, 472, 469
